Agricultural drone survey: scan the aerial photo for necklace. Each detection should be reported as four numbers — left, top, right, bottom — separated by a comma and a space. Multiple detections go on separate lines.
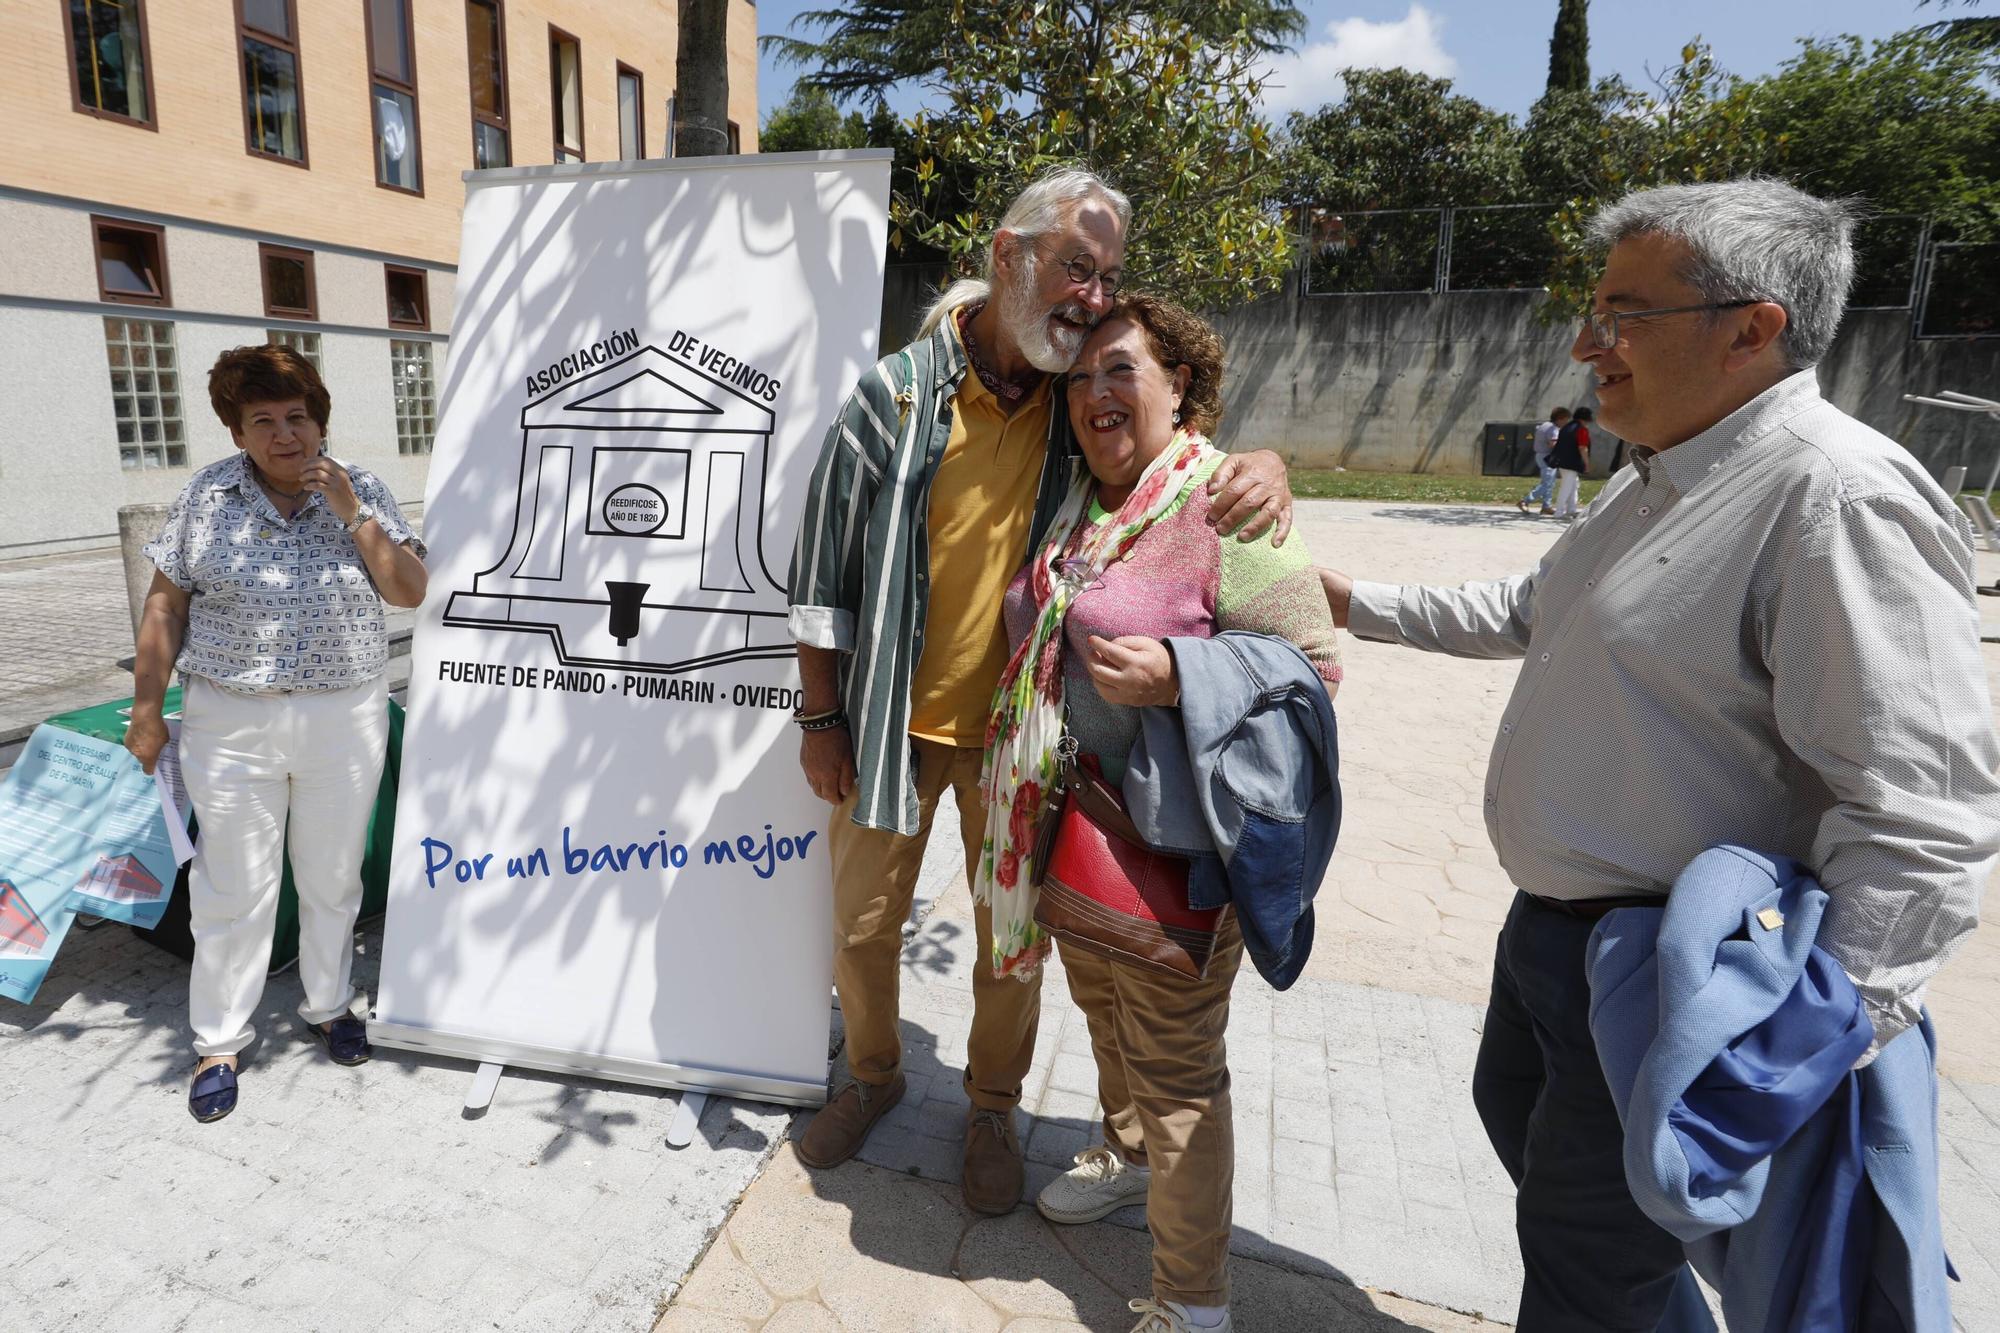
252, 464, 308, 502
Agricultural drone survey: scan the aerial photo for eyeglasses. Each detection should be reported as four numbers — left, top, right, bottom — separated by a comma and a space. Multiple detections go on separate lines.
1030, 239, 1122, 295
1585, 301, 1757, 350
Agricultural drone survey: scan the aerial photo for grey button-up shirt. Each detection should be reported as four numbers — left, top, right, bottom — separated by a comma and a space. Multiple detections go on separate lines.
145, 452, 426, 693
1351, 369, 2000, 1041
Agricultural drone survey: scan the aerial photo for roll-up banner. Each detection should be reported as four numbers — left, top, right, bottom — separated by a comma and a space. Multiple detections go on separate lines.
371, 150, 893, 1106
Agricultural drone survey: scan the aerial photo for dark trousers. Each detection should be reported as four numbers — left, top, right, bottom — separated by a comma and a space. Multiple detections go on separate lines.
1472, 892, 1718, 1333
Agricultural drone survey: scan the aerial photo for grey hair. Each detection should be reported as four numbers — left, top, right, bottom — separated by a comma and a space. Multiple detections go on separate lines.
915, 166, 1132, 337
1584, 178, 1859, 368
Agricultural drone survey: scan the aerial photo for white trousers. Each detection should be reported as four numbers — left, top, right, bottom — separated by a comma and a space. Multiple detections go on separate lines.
1553, 469, 1583, 518
181, 674, 388, 1056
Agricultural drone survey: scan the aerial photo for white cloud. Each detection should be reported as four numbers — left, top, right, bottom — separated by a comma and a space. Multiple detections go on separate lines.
1258, 4, 1459, 121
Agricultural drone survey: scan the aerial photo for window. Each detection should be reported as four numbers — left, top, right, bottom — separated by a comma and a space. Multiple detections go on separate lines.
258, 244, 317, 319
617, 64, 644, 161
236, 0, 306, 163
266, 328, 322, 371
549, 27, 582, 162
663, 94, 675, 157
67, 0, 155, 126
727, 120, 740, 155
366, 0, 423, 192
391, 340, 436, 454
92, 216, 170, 306
465, 0, 509, 169
105, 317, 185, 469
385, 265, 429, 330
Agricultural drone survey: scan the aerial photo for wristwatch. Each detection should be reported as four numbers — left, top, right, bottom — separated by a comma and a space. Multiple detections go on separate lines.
344, 503, 376, 535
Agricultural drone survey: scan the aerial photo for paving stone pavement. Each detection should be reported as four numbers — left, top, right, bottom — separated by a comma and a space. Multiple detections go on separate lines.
0, 913, 795, 1333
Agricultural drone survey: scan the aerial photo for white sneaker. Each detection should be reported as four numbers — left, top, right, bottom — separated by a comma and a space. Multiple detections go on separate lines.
1035, 1144, 1151, 1224
1128, 1298, 1232, 1332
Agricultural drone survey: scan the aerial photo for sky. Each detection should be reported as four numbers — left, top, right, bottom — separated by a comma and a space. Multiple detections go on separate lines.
753, 0, 1955, 127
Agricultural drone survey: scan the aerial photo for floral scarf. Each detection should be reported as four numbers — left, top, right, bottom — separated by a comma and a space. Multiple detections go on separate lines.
974, 429, 1220, 978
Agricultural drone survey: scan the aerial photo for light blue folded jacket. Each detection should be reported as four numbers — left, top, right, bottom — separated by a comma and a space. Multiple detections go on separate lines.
1586, 845, 1952, 1332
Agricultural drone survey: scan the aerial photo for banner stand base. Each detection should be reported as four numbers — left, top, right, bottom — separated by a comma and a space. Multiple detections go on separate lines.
666, 1090, 708, 1149
465, 1061, 504, 1114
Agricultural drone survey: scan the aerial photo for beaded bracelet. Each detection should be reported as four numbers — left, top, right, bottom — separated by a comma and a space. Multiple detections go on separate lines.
792, 706, 848, 732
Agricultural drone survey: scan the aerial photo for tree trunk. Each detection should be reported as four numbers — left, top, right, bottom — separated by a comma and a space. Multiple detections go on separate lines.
675, 0, 732, 156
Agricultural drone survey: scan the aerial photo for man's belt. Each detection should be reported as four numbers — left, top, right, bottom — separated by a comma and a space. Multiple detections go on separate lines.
1526, 892, 1662, 922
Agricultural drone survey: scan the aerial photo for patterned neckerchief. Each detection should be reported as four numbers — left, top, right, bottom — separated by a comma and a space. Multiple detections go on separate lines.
957, 303, 1046, 404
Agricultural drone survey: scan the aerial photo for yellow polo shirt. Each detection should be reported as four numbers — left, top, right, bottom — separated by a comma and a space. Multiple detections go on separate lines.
906, 321, 1052, 746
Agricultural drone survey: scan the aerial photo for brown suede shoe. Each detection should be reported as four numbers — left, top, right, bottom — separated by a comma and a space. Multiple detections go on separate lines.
797, 1074, 905, 1169
962, 1106, 1025, 1215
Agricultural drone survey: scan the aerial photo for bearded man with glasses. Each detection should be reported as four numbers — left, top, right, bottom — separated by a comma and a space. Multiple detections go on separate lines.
1319, 178, 2000, 1330
785, 166, 1294, 1216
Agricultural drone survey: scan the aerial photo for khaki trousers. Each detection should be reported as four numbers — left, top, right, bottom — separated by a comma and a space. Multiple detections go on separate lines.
829, 737, 1041, 1112
1059, 916, 1245, 1306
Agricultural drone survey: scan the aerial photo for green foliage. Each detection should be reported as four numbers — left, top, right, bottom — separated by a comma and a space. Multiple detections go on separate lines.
1547, 0, 1591, 95
893, 2, 1296, 311
1754, 31, 2000, 240
764, 0, 1305, 107
1275, 69, 1526, 210
758, 86, 873, 154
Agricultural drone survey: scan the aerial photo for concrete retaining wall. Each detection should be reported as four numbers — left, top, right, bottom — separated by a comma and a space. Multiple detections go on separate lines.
880, 267, 2000, 479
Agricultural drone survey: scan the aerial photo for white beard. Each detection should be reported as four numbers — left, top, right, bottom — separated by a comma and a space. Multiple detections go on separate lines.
999, 261, 1092, 373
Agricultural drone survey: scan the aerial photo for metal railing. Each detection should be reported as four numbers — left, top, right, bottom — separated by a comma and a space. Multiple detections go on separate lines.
1293, 204, 1995, 339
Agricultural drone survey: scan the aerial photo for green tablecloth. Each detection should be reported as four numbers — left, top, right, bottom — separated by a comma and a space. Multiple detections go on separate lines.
45, 690, 403, 971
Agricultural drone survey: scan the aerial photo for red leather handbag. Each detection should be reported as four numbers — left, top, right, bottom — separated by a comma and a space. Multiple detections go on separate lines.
1032, 738, 1225, 980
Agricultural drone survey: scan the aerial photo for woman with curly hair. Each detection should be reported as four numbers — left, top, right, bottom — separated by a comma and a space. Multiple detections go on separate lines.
980, 293, 1341, 1333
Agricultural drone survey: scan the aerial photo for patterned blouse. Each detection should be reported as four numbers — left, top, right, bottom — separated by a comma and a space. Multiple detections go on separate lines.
144, 452, 426, 693
1002, 453, 1342, 785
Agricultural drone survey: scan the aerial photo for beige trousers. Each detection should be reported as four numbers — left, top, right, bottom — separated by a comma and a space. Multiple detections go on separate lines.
1059, 916, 1245, 1306
828, 737, 1041, 1112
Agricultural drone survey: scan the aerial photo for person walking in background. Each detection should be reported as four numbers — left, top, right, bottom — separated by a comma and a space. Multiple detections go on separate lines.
1516, 406, 1569, 515
1318, 178, 2000, 1331
784, 166, 1295, 1217
1546, 406, 1592, 519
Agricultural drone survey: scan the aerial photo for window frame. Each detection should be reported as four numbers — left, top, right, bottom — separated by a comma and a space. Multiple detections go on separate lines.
464, 0, 511, 169
64, 0, 160, 130
548, 24, 584, 163
232, 0, 310, 168
258, 243, 318, 320
364, 0, 425, 196
91, 215, 172, 307
616, 62, 645, 162
726, 120, 741, 155
384, 264, 431, 331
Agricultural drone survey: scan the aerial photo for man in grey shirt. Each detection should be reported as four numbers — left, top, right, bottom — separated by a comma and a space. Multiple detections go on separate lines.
1323, 179, 2000, 1330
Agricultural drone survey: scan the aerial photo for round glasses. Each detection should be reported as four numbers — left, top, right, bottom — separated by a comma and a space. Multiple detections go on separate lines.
1032, 240, 1122, 296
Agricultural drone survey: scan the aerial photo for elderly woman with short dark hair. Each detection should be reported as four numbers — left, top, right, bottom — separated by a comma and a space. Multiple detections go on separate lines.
125, 343, 427, 1122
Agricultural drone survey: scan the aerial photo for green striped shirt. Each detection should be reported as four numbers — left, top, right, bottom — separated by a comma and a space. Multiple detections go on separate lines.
787, 319, 1083, 834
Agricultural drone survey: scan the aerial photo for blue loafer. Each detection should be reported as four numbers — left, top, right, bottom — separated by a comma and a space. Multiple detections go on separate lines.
189, 1061, 239, 1123
311, 1015, 372, 1067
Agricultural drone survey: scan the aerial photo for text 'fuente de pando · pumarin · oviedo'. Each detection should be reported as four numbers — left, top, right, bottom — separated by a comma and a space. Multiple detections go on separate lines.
434, 659, 802, 713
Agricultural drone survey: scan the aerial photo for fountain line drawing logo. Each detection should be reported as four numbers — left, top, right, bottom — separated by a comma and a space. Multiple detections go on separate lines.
443, 343, 796, 675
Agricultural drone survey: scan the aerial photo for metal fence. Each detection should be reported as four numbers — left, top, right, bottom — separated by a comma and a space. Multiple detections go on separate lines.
1294, 204, 1995, 339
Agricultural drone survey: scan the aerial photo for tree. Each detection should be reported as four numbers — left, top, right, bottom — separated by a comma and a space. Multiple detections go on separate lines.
1916, 0, 2000, 61
1547, 0, 1591, 95
765, 0, 1306, 107
1754, 31, 2000, 240
1275, 69, 1525, 210
1540, 42, 1777, 316
759, 86, 872, 154
674, 0, 731, 156
894, 3, 1295, 310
